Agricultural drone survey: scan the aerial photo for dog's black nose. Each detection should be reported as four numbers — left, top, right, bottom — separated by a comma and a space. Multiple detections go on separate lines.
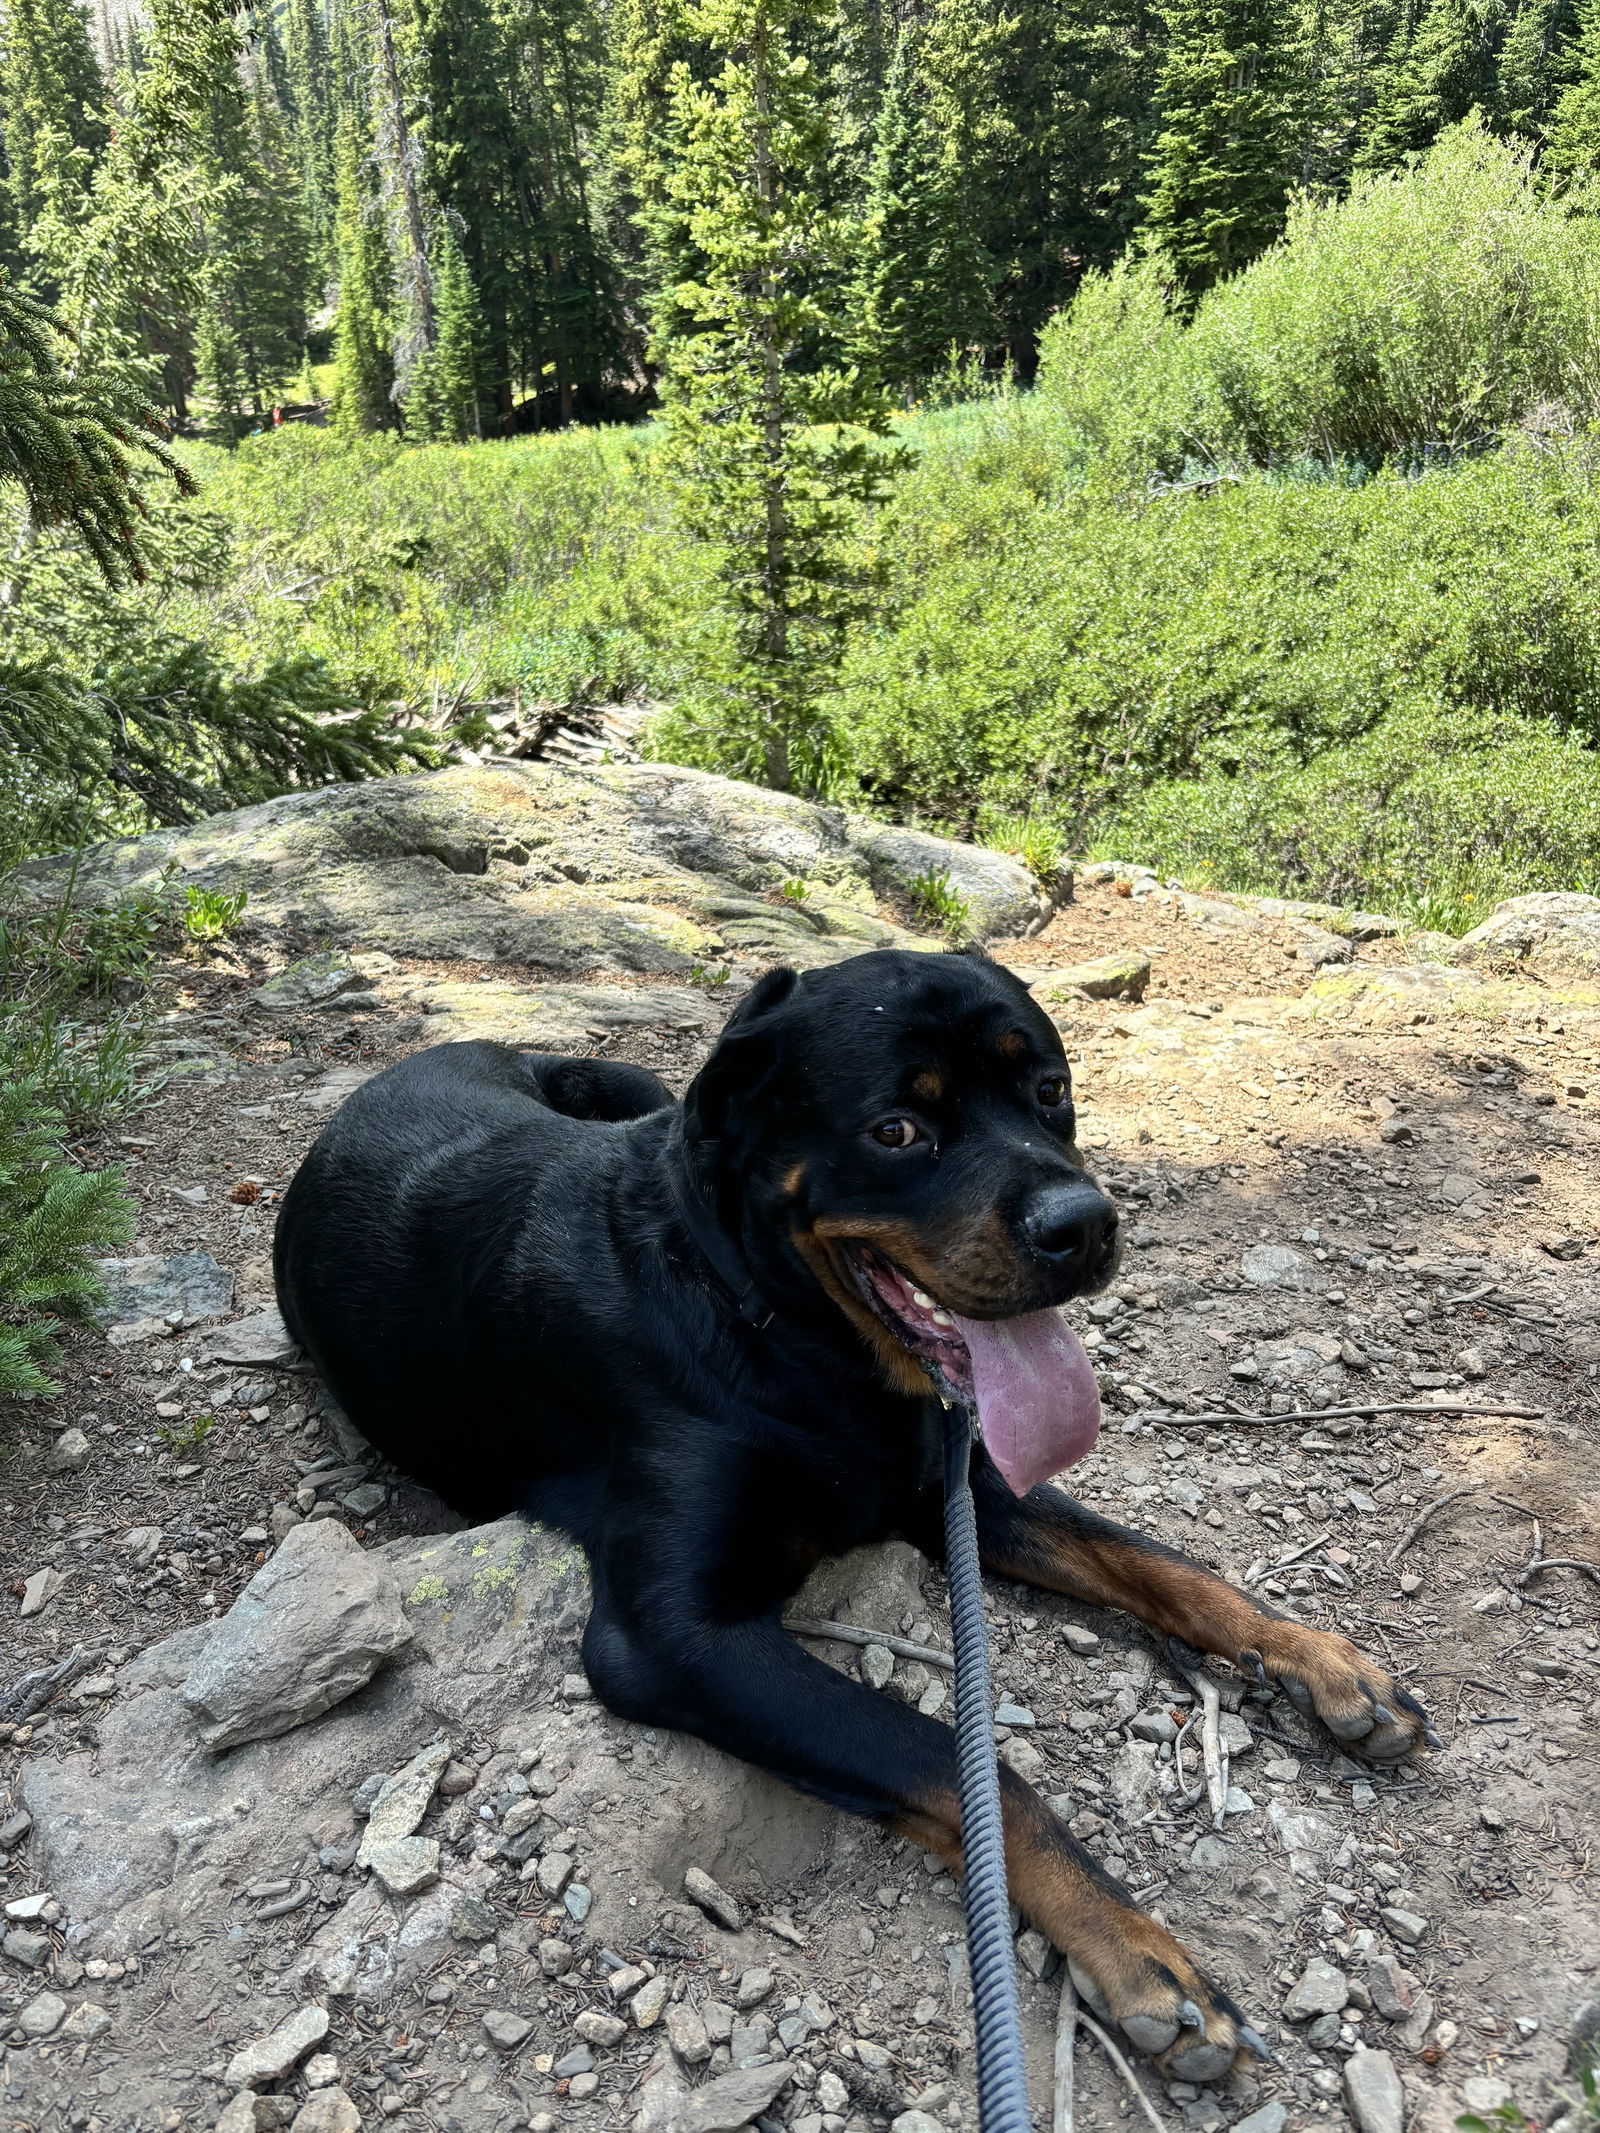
1024, 1181, 1116, 1267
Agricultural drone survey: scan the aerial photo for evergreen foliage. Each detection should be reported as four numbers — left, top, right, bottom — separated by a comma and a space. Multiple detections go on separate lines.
0, 1067, 132, 1397
406, 225, 487, 439
1141, 0, 1300, 295
0, 274, 193, 581
649, 0, 905, 793
330, 110, 396, 434
0, 0, 107, 296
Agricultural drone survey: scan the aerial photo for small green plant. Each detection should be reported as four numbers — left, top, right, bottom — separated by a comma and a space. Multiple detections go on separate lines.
0, 1074, 135, 1397
183, 883, 249, 941
909, 867, 973, 941
155, 1412, 217, 1455
979, 810, 1067, 883
1401, 887, 1479, 939
776, 877, 812, 906
688, 962, 733, 988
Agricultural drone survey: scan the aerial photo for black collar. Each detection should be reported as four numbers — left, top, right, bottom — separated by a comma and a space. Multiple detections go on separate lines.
664, 1128, 774, 1328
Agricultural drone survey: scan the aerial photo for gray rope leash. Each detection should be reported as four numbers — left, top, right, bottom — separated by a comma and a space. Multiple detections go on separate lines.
943, 1400, 1032, 2132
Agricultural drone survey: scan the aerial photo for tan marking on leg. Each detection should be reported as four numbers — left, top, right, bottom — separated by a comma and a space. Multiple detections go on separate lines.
990, 1524, 1426, 1758
890, 1773, 1239, 2059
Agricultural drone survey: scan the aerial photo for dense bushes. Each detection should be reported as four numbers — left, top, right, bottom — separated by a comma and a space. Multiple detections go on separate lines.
1037, 122, 1600, 472
173, 425, 706, 719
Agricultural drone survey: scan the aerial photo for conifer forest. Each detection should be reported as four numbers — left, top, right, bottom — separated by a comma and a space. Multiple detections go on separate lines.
7, 0, 1600, 890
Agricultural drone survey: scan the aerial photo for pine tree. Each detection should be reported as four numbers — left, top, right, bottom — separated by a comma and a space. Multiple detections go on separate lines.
1544, 0, 1600, 165
853, 25, 996, 400
1496, 0, 1579, 139
283, 0, 339, 269
0, 0, 110, 298
652, 0, 907, 793
405, 223, 485, 436
407, 0, 522, 424
0, 273, 193, 582
1357, 0, 1505, 165
1140, 0, 1301, 296
371, 0, 435, 404
330, 107, 395, 433
194, 37, 313, 436
0, 1071, 133, 1399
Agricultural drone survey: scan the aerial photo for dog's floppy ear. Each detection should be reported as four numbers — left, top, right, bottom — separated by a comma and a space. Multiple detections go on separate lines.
682, 965, 801, 1147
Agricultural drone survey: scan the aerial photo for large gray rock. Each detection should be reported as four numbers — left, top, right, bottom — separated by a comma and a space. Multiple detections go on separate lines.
91, 1250, 234, 1328
180, 1519, 413, 1751
17, 760, 1042, 977
1451, 891, 1600, 975
19, 1516, 839, 1977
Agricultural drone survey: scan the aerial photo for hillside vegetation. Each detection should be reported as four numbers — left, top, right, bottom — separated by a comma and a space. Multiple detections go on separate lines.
139, 127, 1600, 922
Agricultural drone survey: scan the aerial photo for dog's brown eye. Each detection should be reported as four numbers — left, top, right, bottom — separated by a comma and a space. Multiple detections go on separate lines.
871, 1117, 920, 1148
1038, 1076, 1069, 1107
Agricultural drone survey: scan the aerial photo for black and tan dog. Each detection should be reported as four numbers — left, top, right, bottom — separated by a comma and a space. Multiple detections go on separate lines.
276, 947, 1432, 2080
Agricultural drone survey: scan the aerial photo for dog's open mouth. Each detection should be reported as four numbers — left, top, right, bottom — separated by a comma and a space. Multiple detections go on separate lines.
850, 1248, 1102, 1497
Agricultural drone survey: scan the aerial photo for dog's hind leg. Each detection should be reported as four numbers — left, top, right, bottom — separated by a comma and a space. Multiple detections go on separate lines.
578, 1584, 1247, 2082
971, 1455, 1435, 1762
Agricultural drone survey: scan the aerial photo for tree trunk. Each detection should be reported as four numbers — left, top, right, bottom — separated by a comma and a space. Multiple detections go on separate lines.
750, 12, 792, 792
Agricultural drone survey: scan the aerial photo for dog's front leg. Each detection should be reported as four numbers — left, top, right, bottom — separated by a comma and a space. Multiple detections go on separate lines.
580, 1585, 1246, 2081
971, 1456, 1435, 1761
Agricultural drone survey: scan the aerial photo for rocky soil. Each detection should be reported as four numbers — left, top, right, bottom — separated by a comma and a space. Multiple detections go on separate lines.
2, 769, 1598, 2133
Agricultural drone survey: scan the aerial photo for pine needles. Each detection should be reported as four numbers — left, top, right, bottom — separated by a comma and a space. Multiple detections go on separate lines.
0, 276, 195, 586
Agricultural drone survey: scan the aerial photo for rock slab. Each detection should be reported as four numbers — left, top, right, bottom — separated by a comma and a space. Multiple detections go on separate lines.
225, 2003, 329, 2089
182, 1520, 412, 1751
1344, 2048, 1405, 2133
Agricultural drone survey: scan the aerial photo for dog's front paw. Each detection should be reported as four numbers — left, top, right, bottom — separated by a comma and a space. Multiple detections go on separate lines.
1248, 1623, 1439, 1762
1064, 1908, 1265, 2082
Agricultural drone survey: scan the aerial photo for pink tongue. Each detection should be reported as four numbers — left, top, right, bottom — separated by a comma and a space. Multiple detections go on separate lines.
948, 1306, 1102, 1497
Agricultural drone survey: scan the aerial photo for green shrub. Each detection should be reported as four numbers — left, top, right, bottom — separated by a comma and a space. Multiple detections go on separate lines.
1104, 708, 1600, 913
0, 874, 166, 1398
1037, 121, 1600, 473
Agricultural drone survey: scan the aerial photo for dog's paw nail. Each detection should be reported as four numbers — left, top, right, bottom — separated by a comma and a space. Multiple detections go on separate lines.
1281, 1679, 1314, 1714
1238, 2026, 1274, 2063
1122, 2013, 1181, 2054
1178, 1999, 1206, 2033
1423, 1722, 1445, 1750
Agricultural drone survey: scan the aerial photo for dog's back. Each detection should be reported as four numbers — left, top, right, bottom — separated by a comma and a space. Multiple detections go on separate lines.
275, 1042, 673, 1515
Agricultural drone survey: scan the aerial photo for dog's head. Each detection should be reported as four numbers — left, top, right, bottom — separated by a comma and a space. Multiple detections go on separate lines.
681, 950, 1118, 1491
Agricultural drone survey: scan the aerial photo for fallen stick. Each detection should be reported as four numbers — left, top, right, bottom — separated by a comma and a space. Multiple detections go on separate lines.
782, 1617, 955, 1672
1167, 1640, 1228, 1826
1244, 1530, 1333, 1584
0, 1644, 98, 1728
1134, 1400, 1544, 1428
1394, 1488, 1474, 1559
1515, 1556, 1600, 1589
1054, 1968, 1077, 2133
1078, 2008, 1170, 2133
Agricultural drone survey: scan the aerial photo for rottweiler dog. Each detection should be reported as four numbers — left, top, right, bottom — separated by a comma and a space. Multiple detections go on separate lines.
276, 947, 1432, 2080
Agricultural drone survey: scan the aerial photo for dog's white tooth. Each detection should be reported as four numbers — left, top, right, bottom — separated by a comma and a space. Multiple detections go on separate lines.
912, 1289, 934, 1309
930, 1309, 953, 1327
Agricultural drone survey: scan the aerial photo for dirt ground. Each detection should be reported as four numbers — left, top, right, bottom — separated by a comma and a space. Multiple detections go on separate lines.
1, 877, 1597, 2133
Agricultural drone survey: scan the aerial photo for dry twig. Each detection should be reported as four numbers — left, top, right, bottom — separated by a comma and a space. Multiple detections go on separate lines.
1078, 2007, 1170, 2133
1168, 1641, 1228, 1826
1394, 1488, 1474, 1559
1054, 1967, 1078, 2133
1135, 1400, 1543, 1428
1244, 1531, 1332, 1584
782, 1617, 955, 1672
